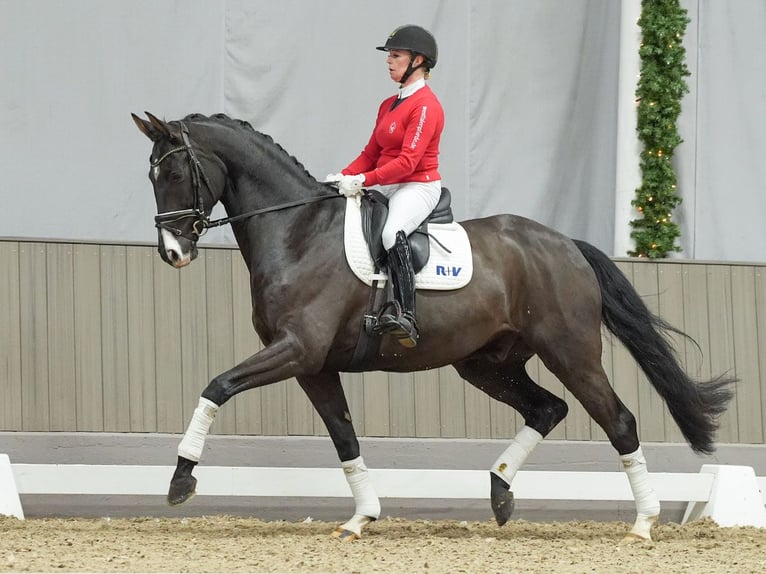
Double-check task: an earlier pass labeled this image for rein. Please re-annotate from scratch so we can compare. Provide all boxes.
[205,193,343,229]
[152,121,343,238]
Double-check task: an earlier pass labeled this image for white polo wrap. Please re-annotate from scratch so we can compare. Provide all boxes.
[490,425,543,485]
[177,397,219,462]
[341,456,381,519]
[621,446,661,519]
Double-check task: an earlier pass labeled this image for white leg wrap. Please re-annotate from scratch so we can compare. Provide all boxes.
[490,426,543,485]
[341,456,381,521]
[177,397,218,462]
[621,446,661,540]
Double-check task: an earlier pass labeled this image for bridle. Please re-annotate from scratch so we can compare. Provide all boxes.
[151,121,342,242]
[151,122,215,239]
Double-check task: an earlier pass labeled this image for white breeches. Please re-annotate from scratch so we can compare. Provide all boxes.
[375,180,442,249]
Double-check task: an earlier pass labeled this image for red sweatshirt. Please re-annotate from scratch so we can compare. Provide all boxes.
[342,84,444,187]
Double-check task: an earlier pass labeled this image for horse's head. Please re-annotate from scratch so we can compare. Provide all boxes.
[132,112,226,268]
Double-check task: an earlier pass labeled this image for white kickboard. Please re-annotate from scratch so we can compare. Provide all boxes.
[343,195,473,290]
[0,454,24,519]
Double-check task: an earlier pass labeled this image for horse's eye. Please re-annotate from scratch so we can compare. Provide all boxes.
[170,171,184,183]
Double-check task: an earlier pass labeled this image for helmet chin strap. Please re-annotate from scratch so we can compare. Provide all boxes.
[398,53,424,86]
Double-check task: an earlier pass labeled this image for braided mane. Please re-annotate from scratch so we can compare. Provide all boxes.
[182,113,314,179]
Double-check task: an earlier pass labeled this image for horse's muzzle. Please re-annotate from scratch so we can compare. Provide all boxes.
[158,228,198,268]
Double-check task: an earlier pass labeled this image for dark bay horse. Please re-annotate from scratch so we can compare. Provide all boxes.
[132,112,734,541]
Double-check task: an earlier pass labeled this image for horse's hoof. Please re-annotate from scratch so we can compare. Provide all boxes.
[331,527,360,542]
[167,475,197,506]
[490,472,515,527]
[621,532,655,546]
[622,514,658,545]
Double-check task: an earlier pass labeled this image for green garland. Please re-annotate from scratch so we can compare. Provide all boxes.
[629,0,690,258]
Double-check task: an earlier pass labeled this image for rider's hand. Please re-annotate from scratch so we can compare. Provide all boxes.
[324,173,343,183]
[337,174,365,197]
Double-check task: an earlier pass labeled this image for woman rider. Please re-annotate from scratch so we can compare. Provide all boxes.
[329,24,444,349]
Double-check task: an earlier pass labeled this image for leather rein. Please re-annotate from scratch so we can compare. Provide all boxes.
[151,121,342,239]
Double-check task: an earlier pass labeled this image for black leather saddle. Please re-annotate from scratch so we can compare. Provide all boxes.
[360,187,454,273]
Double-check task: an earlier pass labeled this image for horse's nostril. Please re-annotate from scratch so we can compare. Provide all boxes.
[168,250,179,262]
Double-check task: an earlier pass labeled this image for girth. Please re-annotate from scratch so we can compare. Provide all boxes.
[360,187,454,272]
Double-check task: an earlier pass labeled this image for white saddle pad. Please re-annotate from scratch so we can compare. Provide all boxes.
[343,196,473,290]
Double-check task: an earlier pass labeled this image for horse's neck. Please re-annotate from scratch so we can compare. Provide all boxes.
[219,132,324,208]
[216,140,340,275]
[223,187,343,288]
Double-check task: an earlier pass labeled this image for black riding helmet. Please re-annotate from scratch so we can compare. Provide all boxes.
[376,25,438,85]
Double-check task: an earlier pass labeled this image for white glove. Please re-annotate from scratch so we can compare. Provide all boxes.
[337,174,365,197]
[324,172,343,183]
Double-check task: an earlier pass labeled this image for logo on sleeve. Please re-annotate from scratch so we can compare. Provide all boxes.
[410,106,427,149]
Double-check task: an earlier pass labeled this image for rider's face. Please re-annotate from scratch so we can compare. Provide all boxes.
[386,49,422,84]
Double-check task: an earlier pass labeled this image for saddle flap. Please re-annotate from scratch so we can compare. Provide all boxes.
[429,187,454,223]
[360,189,389,270]
[360,187,454,273]
[344,197,473,291]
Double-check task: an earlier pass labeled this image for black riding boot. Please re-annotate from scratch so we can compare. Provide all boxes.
[377,230,419,348]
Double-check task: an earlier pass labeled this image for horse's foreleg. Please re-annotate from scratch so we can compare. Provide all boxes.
[453,358,568,526]
[336,456,380,540]
[168,336,307,506]
[297,373,380,541]
[167,397,218,505]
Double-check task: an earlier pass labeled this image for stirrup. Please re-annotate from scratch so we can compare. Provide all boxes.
[375,306,419,348]
[375,300,402,326]
[391,313,419,348]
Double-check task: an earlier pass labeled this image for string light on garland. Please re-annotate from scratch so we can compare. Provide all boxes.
[629,0,690,258]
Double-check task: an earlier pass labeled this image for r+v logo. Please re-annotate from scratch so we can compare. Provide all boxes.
[436,265,462,277]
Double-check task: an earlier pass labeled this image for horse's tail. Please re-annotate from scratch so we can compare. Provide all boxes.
[573,239,735,455]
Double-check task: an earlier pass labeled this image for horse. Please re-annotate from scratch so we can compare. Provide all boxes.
[131,112,734,542]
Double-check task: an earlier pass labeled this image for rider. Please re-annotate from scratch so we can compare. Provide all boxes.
[330,24,444,349]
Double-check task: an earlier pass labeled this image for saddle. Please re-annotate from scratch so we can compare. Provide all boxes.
[347,186,467,371]
[360,187,454,272]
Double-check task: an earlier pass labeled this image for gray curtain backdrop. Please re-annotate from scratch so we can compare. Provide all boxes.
[1,0,763,262]
[676,0,766,261]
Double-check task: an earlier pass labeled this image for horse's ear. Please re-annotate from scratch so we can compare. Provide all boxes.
[146,112,181,143]
[132,113,162,142]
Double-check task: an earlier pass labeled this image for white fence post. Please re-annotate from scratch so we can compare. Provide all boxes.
[0,454,24,519]
[682,464,766,527]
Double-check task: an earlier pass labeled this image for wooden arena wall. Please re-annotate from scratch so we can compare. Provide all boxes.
[1,239,764,445]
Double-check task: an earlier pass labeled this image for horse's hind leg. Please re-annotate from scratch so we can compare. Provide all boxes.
[453,356,569,526]
[297,372,380,541]
[535,341,660,541]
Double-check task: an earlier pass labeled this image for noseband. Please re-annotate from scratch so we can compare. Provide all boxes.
[151,122,213,240]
